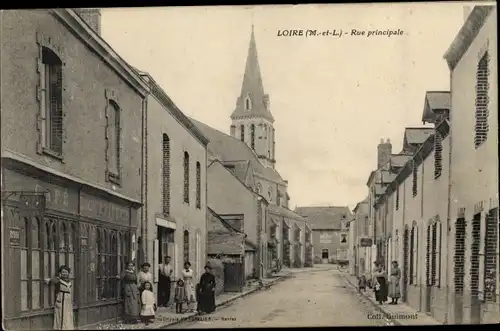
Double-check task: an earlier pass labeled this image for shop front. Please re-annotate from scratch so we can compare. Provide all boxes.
[2,161,140,330]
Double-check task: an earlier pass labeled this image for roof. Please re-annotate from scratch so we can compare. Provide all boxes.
[268,204,306,221]
[422,91,451,124]
[207,232,244,255]
[403,128,435,152]
[444,6,495,71]
[231,27,274,122]
[294,206,352,230]
[190,118,285,184]
[52,10,149,97]
[390,154,412,168]
[138,72,209,146]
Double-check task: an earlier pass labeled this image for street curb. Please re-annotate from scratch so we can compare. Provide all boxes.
[342,275,401,326]
[157,273,293,329]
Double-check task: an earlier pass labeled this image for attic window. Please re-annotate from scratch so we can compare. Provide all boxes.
[245,95,252,111]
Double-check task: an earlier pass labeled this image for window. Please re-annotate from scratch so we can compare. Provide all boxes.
[183,152,190,204]
[256,183,262,194]
[412,161,418,197]
[40,47,63,156]
[106,101,121,183]
[484,208,498,302]
[162,134,171,216]
[251,124,256,150]
[409,225,417,285]
[230,125,236,136]
[454,218,466,295]
[474,51,490,148]
[96,228,119,300]
[470,213,481,301]
[268,188,272,202]
[196,162,201,209]
[434,132,443,179]
[396,186,400,210]
[245,95,251,110]
[240,125,245,142]
[183,230,190,263]
[431,220,442,287]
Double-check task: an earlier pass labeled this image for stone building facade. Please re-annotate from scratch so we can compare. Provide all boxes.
[1,9,149,329]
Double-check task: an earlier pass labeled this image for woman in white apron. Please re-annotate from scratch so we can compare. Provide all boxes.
[45,265,75,330]
[181,261,196,312]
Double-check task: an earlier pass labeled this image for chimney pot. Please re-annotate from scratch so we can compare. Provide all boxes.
[387,138,391,144]
[380,138,384,144]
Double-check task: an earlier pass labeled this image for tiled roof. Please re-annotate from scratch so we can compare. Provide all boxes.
[294,206,352,230]
[390,154,412,168]
[207,232,244,255]
[404,128,435,145]
[245,239,257,251]
[268,204,306,221]
[426,91,451,110]
[189,118,285,184]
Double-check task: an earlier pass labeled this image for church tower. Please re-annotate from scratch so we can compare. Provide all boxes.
[230,26,276,168]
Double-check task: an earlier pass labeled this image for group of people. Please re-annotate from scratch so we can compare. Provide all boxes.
[44,257,217,330]
[358,260,401,305]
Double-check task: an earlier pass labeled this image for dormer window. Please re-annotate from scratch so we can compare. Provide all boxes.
[245,95,252,111]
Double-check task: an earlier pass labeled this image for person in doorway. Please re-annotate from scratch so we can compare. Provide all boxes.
[45,265,75,330]
[181,261,196,312]
[174,279,187,314]
[140,281,156,326]
[120,261,140,324]
[358,275,367,292]
[138,262,153,293]
[197,265,216,314]
[158,256,173,307]
[388,260,401,304]
[372,262,388,305]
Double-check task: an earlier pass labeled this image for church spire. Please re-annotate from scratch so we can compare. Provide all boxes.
[231,25,274,122]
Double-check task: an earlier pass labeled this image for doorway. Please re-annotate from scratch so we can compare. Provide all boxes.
[321,248,329,264]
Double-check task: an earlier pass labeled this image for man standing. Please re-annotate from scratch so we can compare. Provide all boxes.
[158,256,173,307]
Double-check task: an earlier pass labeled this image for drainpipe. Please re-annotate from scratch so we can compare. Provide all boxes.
[140,95,149,264]
[444,119,453,324]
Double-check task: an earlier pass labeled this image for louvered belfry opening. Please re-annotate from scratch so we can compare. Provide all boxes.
[474,51,490,148]
[196,162,201,209]
[251,124,255,150]
[162,134,170,216]
[484,208,498,302]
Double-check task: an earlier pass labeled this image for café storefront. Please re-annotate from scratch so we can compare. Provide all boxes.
[2,161,140,330]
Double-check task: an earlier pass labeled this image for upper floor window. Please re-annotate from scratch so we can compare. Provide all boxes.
[40,47,63,156]
[196,162,201,209]
[183,152,190,204]
[412,160,418,197]
[240,125,245,142]
[251,124,256,150]
[268,188,272,202]
[395,185,400,210]
[106,100,121,183]
[474,51,490,148]
[162,134,171,216]
[434,132,443,179]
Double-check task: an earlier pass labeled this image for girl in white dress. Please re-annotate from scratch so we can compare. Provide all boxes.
[181,261,196,312]
[140,282,156,326]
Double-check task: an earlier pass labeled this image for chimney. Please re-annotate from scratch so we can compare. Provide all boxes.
[74,8,102,35]
[463,6,472,23]
[377,138,392,169]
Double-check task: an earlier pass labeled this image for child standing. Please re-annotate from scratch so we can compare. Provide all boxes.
[140,282,156,325]
[358,275,367,292]
[174,279,187,314]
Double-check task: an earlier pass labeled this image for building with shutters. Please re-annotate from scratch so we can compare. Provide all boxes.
[295,206,351,264]
[373,90,451,323]
[444,5,498,325]
[134,71,209,296]
[1,9,149,329]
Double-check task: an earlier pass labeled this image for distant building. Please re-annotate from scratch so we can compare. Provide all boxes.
[352,198,370,277]
[295,206,352,264]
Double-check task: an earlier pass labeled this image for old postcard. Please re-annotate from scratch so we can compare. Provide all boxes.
[0,2,498,329]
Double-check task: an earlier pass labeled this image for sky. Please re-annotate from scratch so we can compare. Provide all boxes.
[101,3,469,210]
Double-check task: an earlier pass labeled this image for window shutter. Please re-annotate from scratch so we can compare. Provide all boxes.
[478,212,486,300]
[474,52,489,148]
[434,132,443,179]
[437,222,442,287]
[426,225,432,286]
[412,227,418,284]
[50,64,63,154]
[484,208,498,302]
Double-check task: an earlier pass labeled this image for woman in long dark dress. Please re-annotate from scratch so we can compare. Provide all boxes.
[388,261,401,304]
[197,265,216,314]
[373,262,388,305]
[121,262,140,324]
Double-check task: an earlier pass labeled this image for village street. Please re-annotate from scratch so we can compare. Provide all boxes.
[168,265,389,328]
